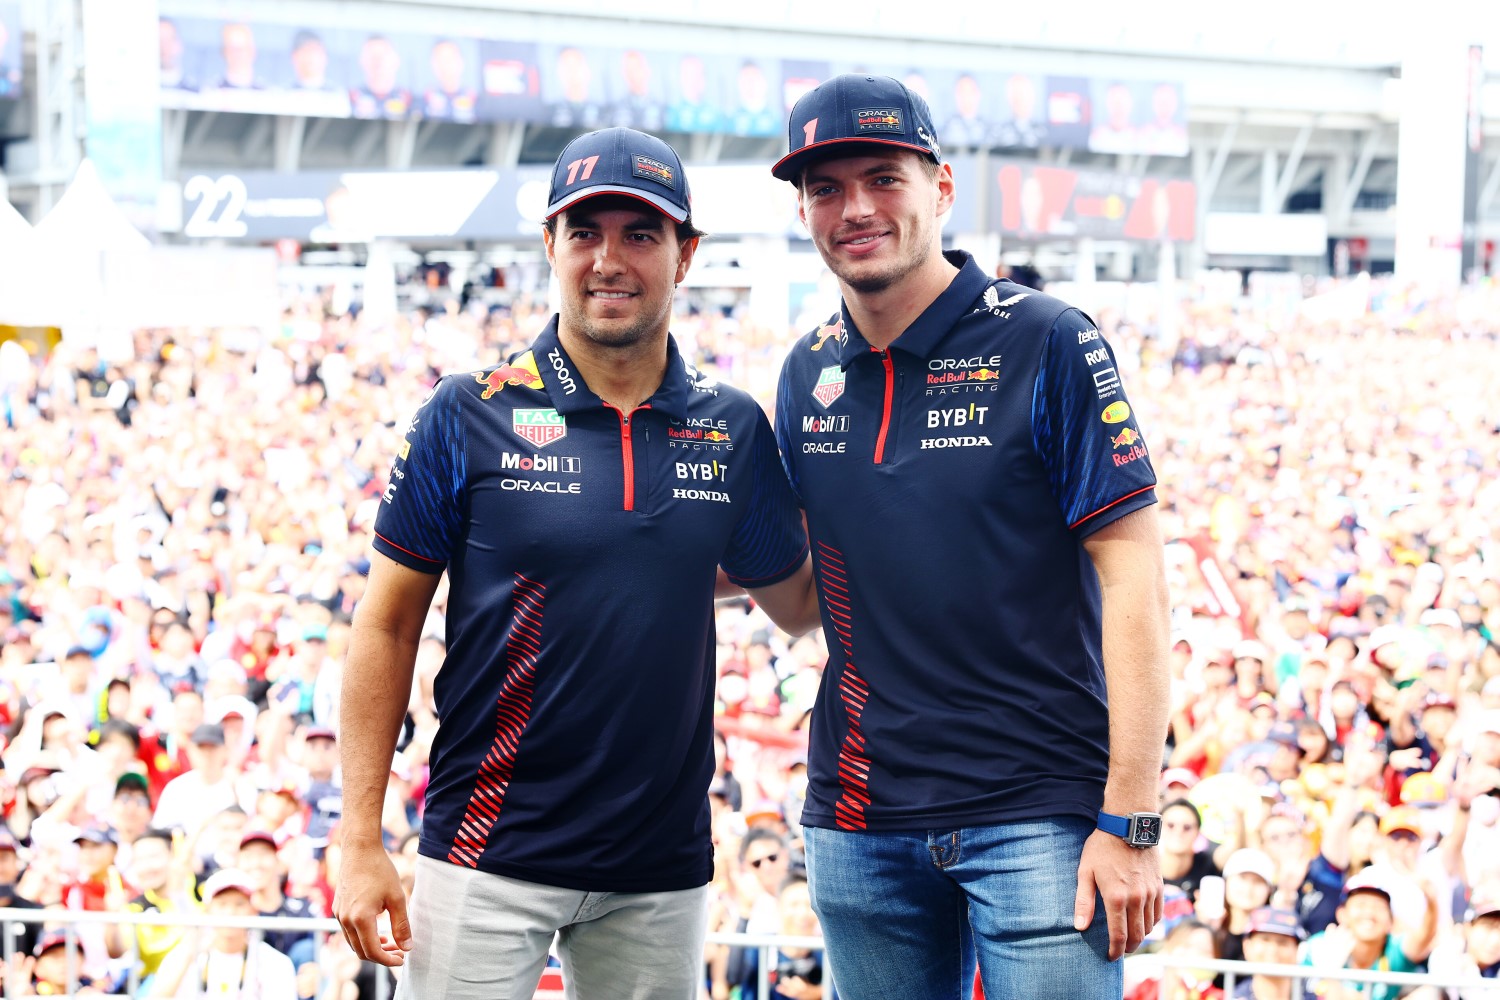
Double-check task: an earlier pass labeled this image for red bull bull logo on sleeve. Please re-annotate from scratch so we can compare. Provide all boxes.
[1110,427,1141,449]
[476,352,544,399]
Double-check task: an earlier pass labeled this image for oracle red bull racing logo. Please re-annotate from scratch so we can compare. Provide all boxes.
[476,352,544,398]
[1110,426,1147,467]
[513,408,567,448]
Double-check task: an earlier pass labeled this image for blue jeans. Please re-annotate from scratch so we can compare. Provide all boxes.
[803,816,1119,1000]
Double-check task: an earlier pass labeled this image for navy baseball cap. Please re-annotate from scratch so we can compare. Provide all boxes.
[546,127,691,224]
[772,74,942,182]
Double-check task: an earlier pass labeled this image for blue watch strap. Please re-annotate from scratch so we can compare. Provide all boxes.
[1096,810,1130,838]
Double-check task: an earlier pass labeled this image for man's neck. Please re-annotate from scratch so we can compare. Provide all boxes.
[841,252,961,351]
[556,325,670,413]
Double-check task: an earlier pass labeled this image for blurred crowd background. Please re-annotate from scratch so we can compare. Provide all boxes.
[1,273,1499,998]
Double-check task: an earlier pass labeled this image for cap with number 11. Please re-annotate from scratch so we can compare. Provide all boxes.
[546,127,692,223]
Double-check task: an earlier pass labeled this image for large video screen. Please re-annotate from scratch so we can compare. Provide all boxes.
[156,14,1189,155]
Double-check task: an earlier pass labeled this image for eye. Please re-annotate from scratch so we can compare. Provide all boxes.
[810,185,836,198]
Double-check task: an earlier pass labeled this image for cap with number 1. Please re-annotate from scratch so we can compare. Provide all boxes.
[772,74,942,182]
[546,127,692,223]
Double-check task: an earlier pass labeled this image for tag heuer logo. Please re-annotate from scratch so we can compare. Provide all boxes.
[513,408,567,448]
[812,366,846,408]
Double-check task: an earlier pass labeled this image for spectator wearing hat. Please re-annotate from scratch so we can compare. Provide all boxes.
[151,724,254,837]
[1206,849,1277,964]
[1302,871,1437,1000]
[25,929,104,995]
[1415,880,1500,999]
[147,867,298,998]
[1230,907,1305,999]
[297,725,341,849]
[236,829,317,968]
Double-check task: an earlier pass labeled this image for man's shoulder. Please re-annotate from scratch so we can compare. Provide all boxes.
[967,281,1083,332]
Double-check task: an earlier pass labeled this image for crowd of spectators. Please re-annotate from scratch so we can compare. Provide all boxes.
[0,274,1498,998]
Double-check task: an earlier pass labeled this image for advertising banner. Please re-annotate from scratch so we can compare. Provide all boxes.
[156,12,1188,153]
[991,160,1196,242]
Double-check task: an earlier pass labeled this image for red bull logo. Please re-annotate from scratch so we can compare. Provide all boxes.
[1110,427,1141,449]
[969,368,999,382]
[476,352,543,398]
[704,430,732,443]
[810,319,845,352]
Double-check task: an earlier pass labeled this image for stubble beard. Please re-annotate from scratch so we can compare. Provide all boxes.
[823,219,932,296]
[562,294,668,350]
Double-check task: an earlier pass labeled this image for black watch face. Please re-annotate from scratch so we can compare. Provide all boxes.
[1132,814,1162,845]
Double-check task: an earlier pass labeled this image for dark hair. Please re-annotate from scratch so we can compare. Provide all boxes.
[796,149,940,194]
[1162,798,1202,827]
[98,720,142,750]
[739,827,788,863]
[541,204,706,245]
[135,828,175,850]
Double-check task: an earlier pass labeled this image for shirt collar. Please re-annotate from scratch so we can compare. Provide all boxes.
[530,316,691,422]
[833,250,991,369]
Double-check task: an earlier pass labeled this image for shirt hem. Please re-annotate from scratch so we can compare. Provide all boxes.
[415,842,711,893]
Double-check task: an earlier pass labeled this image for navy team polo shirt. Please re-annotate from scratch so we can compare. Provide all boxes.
[373,317,807,892]
[774,250,1158,832]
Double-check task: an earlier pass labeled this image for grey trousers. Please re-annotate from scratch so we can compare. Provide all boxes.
[395,855,710,1000]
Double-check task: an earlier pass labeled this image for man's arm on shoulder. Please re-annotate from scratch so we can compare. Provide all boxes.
[335,550,440,966]
[1074,503,1171,960]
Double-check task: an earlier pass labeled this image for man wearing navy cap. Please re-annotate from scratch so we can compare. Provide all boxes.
[336,127,817,999]
[1233,907,1304,999]
[770,74,1169,997]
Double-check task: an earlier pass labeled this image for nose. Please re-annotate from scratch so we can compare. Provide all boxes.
[592,234,627,277]
[841,183,875,224]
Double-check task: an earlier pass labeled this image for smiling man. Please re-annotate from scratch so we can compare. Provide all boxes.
[770,74,1170,998]
[335,127,817,1000]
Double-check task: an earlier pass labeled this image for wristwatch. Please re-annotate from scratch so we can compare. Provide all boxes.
[1096,810,1163,848]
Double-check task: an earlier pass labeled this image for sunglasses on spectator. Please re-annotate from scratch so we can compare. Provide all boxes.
[749,853,781,869]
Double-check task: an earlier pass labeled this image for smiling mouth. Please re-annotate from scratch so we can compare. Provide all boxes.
[589,290,637,300]
[841,232,887,245]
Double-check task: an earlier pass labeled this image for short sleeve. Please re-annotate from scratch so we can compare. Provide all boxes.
[722,405,809,587]
[371,377,468,572]
[773,355,804,505]
[1032,308,1157,536]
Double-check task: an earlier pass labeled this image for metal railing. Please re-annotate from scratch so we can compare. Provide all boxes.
[1151,952,1500,997]
[19,908,1496,1000]
[0,908,830,999]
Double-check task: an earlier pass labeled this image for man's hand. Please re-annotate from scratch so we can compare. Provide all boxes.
[333,839,412,968]
[1073,829,1163,961]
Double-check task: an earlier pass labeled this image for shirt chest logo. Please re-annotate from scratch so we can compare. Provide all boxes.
[512,408,566,448]
[812,366,846,408]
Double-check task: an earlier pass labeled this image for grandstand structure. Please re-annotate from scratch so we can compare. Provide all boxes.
[1,0,1498,288]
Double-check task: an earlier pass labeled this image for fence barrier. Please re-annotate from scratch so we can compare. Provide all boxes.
[7,907,1499,999]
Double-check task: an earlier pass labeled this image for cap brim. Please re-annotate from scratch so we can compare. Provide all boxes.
[772,136,939,182]
[545,186,688,224]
